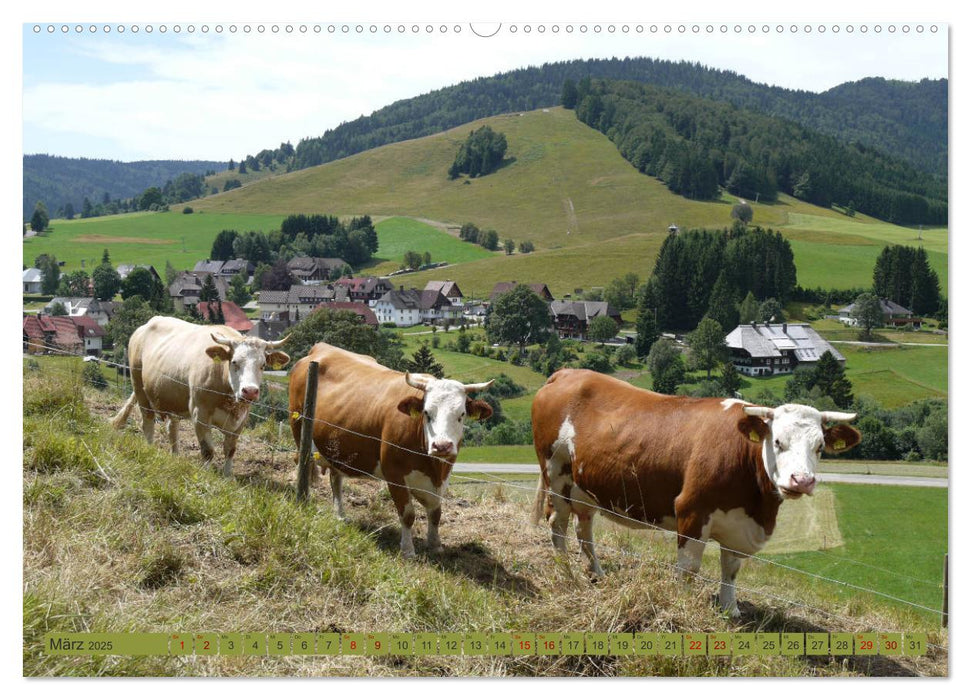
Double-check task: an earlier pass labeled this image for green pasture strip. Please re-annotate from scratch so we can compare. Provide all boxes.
[762,483,947,623]
[23,212,284,273]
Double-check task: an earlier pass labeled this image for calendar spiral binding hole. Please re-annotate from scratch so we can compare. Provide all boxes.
[32,23,940,36]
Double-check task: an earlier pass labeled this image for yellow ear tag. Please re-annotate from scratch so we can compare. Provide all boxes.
[212,356,222,364]
[834,438,846,450]
[410,408,422,420]
[749,430,761,443]
[291,411,300,421]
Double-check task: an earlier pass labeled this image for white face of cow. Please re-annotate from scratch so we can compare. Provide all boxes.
[206,333,290,403]
[740,404,861,498]
[398,373,494,458]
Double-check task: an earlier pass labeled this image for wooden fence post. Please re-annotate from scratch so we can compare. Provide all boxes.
[296,360,319,502]
[942,552,949,628]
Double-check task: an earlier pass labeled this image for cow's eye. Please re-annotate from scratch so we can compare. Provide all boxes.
[774,439,785,451]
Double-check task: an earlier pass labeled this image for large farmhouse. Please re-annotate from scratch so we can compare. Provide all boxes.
[550,300,622,340]
[725,322,844,377]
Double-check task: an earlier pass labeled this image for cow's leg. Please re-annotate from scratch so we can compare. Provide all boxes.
[167,417,179,454]
[575,510,605,578]
[140,407,156,445]
[675,509,708,580]
[718,547,744,618]
[221,430,238,477]
[328,467,346,520]
[545,454,573,553]
[405,471,444,554]
[191,407,216,465]
[388,483,416,558]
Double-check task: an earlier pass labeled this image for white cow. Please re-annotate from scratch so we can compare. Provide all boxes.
[111,316,289,475]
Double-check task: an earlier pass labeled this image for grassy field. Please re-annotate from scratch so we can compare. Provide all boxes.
[22,363,948,676]
[737,343,947,407]
[27,107,941,295]
[22,211,285,272]
[763,483,947,622]
[359,216,497,277]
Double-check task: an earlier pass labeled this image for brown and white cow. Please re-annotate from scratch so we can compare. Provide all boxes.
[111,316,290,475]
[288,343,493,557]
[530,368,860,616]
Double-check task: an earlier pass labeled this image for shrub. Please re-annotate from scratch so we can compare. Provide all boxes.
[486,373,526,398]
[82,361,108,390]
[182,206,194,214]
[579,351,613,374]
[614,344,637,367]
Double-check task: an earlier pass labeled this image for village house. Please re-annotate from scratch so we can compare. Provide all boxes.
[490,281,554,302]
[192,259,256,280]
[168,271,229,311]
[195,300,254,334]
[257,284,349,324]
[372,287,462,327]
[837,298,923,329]
[43,297,117,327]
[550,300,622,340]
[423,280,464,306]
[116,264,162,282]
[287,257,348,285]
[313,301,379,327]
[725,322,845,377]
[24,314,105,356]
[338,276,394,305]
[23,268,43,294]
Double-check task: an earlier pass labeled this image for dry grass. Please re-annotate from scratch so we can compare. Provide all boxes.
[23,364,947,677]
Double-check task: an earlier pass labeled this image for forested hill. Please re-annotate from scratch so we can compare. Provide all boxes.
[23,155,224,220]
[571,79,946,226]
[292,57,946,178]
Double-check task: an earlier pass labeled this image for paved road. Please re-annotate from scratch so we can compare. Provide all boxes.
[452,463,948,488]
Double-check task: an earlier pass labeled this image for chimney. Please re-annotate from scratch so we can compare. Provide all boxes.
[783,323,788,334]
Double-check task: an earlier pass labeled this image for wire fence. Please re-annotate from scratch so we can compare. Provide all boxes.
[22,342,948,650]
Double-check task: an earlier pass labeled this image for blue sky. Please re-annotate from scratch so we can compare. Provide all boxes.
[22,20,948,162]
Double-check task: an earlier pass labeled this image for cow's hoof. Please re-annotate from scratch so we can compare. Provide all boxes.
[401,550,417,560]
[428,545,443,556]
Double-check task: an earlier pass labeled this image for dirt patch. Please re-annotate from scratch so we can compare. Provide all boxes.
[74,235,178,244]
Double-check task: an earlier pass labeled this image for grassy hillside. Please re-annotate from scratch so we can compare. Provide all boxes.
[23,362,947,676]
[29,108,947,296]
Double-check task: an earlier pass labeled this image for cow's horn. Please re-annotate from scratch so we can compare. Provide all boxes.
[463,379,495,394]
[210,332,238,348]
[404,371,431,391]
[265,334,291,349]
[743,406,774,420]
[820,411,857,423]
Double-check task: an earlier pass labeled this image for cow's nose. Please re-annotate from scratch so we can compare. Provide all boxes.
[790,473,816,494]
[431,440,454,456]
[241,386,260,401]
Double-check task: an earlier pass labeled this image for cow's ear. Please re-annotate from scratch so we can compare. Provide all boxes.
[737,415,770,444]
[397,396,424,419]
[466,398,493,422]
[266,350,290,370]
[824,424,861,453]
[206,345,232,363]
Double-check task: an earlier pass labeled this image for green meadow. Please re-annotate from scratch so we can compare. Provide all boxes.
[737,343,947,407]
[28,108,947,297]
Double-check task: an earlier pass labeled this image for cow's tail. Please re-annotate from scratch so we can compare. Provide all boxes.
[110,392,138,430]
[530,472,549,527]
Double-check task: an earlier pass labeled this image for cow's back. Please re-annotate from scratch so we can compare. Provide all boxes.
[290,343,422,474]
[533,369,761,525]
[131,316,240,417]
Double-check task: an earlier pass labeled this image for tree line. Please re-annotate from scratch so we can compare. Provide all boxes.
[567,79,947,225]
[284,58,945,180]
[210,214,379,269]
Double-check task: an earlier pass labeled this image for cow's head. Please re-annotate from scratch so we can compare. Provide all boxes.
[738,404,860,498]
[397,372,494,458]
[205,332,290,403]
